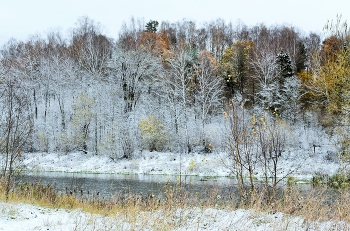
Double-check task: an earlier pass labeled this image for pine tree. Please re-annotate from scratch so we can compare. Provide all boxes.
[145,20,159,33]
[295,42,307,73]
[276,50,294,79]
[273,50,298,116]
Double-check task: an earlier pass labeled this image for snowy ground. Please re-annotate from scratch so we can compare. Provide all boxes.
[1,202,349,231]
[22,148,340,181]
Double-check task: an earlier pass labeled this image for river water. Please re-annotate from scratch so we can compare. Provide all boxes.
[19,172,316,203]
[20,172,240,200]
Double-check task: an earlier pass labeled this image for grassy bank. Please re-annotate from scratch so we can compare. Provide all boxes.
[1,177,350,231]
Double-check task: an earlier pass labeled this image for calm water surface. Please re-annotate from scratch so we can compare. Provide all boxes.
[20,172,239,200]
[20,172,315,202]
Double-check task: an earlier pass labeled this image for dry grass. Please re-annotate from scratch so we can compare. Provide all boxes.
[245,186,350,224]
[1,177,350,230]
[0,178,225,229]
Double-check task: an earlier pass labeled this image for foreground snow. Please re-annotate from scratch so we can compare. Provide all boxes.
[23,149,340,181]
[1,202,349,231]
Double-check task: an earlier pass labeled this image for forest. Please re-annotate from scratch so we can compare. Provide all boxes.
[1,15,350,175]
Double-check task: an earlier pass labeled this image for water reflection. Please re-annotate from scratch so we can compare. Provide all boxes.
[20,172,238,200]
[19,172,317,204]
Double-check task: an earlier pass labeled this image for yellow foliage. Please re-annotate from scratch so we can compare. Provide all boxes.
[138,116,167,151]
[139,116,163,136]
[71,93,95,127]
[189,160,195,171]
[223,111,229,119]
[38,131,48,151]
[220,40,255,83]
[307,48,350,115]
[305,17,350,117]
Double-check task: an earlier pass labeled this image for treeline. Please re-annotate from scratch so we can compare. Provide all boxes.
[0,16,349,160]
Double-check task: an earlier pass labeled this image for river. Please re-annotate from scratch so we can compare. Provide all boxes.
[20,172,241,200]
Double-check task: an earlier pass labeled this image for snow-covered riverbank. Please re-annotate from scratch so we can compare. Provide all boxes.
[22,149,341,181]
[2,202,349,231]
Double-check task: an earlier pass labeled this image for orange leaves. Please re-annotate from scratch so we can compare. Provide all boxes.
[137,32,171,60]
[197,50,218,73]
[321,36,342,63]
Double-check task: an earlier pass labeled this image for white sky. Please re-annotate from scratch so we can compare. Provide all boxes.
[1,0,350,46]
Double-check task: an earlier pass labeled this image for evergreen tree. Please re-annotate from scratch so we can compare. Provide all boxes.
[295,42,307,73]
[276,50,294,79]
[145,20,159,33]
[267,50,297,116]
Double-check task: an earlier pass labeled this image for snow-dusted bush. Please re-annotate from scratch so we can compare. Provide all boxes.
[139,116,168,152]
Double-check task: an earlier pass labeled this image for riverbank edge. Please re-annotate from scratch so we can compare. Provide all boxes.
[20,151,337,184]
[19,168,313,185]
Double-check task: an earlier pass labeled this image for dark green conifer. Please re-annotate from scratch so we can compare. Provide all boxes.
[145,20,159,33]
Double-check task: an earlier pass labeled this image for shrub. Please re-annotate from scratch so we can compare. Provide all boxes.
[312,173,329,186]
[328,174,349,189]
[138,116,168,151]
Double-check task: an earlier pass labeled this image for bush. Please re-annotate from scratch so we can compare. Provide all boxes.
[311,173,329,186]
[138,116,168,152]
[328,174,349,189]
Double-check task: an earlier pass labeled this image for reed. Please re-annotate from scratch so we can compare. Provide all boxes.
[1,177,350,229]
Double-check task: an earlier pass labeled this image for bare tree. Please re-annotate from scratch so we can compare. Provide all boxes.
[194,50,224,149]
[224,99,257,203]
[162,47,195,153]
[252,113,290,205]
[0,72,33,200]
[206,19,232,60]
[250,49,279,109]
[118,17,145,51]
[69,16,112,79]
[108,47,160,158]
[109,46,160,113]
[225,102,293,205]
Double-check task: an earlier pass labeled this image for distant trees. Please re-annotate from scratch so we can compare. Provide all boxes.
[275,50,301,120]
[303,19,350,118]
[7,16,350,208]
[0,15,344,160]
[162,47,194,153]
[295,41,307,74]
[118,17,145,50]
[250,49,279,110]
[139,116,167,151]
[70,16,112,78]
[276,50,294,80]
[70,93,95,154]
[106,46,161,158]
[300,16,350,162]
[109,46,160,113]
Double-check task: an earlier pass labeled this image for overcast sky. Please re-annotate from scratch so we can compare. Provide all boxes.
[1,0,350,46]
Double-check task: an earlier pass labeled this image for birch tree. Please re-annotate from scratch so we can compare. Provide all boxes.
[194,50,224,148]
[250,50,279,110]
[160,47,195,153]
